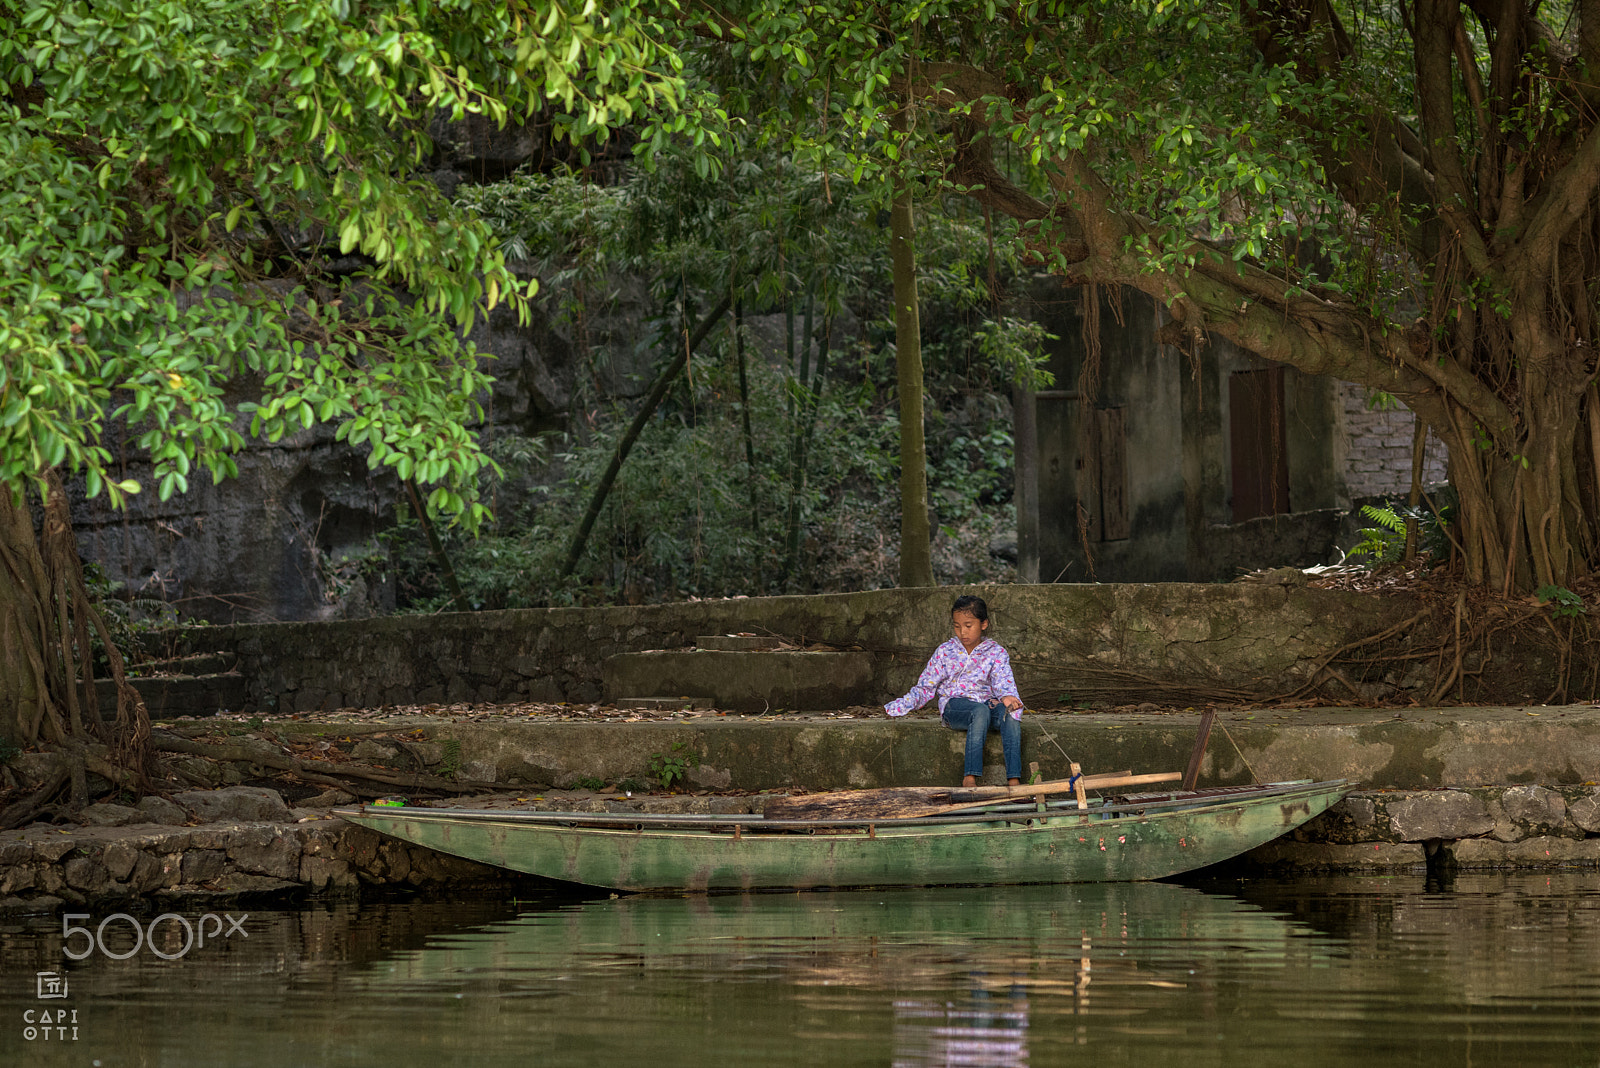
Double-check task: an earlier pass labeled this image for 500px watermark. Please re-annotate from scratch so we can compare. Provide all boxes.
[62,912,248,961]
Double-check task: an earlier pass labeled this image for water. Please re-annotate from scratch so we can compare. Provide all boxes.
[4,873,1600,1067]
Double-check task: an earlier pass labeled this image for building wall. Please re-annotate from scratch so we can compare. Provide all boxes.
[1017,282,1349,583]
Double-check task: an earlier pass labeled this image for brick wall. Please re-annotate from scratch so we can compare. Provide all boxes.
[1342,381,1449,498]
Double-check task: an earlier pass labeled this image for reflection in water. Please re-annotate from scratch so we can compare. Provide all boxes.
[3,875,1600,1066]
[894,982,1030,1068]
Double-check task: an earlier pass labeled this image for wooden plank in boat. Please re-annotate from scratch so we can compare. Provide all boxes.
[762,771,1179,820]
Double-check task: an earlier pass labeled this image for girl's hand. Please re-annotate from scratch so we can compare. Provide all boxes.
[1001,695,1022,712]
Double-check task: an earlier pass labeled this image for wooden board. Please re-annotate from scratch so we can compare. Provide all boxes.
[762,771,1180,821]
[901,771,1186,818]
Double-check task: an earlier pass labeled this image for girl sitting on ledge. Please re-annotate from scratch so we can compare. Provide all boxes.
[883,595,1024,787]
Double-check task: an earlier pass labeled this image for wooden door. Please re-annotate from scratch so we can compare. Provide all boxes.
[1229,368,1290,522]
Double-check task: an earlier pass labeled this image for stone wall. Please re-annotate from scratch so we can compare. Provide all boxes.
[1245,784,1600,872]
[8,783,1600,913]
[159,583,1430,713]
[0,787,532,914]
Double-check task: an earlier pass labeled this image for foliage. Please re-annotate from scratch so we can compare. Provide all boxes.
[1535,585,1587,620]
[1349,499,1454,567]
[0,0,683,522]
[438,738,463,779]
[648,742,691,790]
[382,295,1025,609]
[81,563,175,674]
[618,0,1600,593]
[379,142,1030,609]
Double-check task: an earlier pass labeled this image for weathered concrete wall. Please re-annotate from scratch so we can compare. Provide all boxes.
[1018,284,1351,584]
[159,583,1429,713]
[247,706,1600,794]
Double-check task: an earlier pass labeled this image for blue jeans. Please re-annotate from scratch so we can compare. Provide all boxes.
[941,697,1022,780]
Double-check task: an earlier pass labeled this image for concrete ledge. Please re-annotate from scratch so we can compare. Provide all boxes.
[295,707,1600,792]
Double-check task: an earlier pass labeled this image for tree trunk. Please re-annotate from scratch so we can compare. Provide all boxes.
[890,182,934,588]
[0,487,57,746]
[560,294,732,579]
[0,473,149,786]
[734,299,762,575]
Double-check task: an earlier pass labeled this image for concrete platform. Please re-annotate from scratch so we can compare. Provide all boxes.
[252,702,1600,793]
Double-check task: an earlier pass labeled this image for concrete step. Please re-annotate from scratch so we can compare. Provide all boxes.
[614,697,714,711]
[141,652,236,676]
[695,634,787,651]
[96,672,248,719]
[602,648,874,712]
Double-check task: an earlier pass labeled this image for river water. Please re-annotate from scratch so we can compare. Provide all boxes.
[4,872,1599,1067]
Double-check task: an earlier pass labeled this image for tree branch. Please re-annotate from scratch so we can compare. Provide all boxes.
[1504,121,1600,284]
[1415,0,1495,275]
[151,731,506,795]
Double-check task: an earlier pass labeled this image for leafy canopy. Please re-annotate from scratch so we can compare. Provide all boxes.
[0,0,682,521]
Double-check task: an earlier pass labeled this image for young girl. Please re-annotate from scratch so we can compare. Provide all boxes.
[884,595,1024,786]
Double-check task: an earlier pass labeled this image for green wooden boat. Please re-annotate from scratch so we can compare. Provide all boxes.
[336,778,1351,892]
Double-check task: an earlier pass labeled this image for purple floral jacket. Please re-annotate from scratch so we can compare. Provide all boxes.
[884,637,1022,718]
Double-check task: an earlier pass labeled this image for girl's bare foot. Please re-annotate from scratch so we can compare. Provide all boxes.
[962,775,978,787]
[1007,778,1021,786]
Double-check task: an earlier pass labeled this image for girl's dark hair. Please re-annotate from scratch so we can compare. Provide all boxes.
[951,595,988,622]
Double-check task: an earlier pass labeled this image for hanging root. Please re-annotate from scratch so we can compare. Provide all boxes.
[1283,570,1600,705]
[0,762,70,831]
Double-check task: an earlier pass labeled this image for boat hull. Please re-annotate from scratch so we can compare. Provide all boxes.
[337,780,1349,892]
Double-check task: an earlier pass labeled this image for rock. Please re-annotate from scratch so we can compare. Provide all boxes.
[8,751,63,785]
[687,764,733,790]
[1386,790,1496,841]
[132,853,180,893]
[102,842,142,882]
[0,894,63,915]
[136,796,190,825]
[0,865,37,894]
[1447,836,1600,868]
[1500,785,1567,831]
[79,803,144,827]
[181,850,229,884]
[1484,798,1522,843]
[1242,839,1427,871]
[1568,789,1600,834]
[229,832,303,880]
[1338,797,1377,828]
[63,856,111,893]
[350,740,399,763]
[301,788,357,807]
[173,786,292,823]
[205,873,302,897]
[299,855,355,890]
[169,758,223,787]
